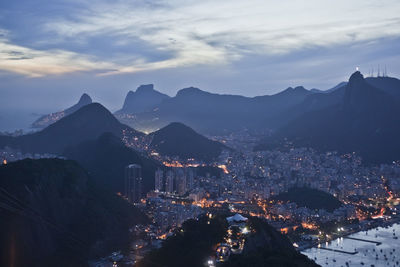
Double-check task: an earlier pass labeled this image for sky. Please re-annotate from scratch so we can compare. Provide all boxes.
[0,0,400,118]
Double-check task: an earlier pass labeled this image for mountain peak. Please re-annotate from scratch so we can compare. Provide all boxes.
[32,93,93,129]
[136,84,154,93]
[120,84,169,113]
[348,71,364,85]
[78,93,92,105]
[344,71,389,109]
[164,122,192,131]
[293,86,307,92]
[276,86,309,96]
[176,87,206,97]
[150,121,225,162]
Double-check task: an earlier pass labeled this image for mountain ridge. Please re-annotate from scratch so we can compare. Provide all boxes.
[32,93,92,129]
[118,84,170,114]
[1,103,142,154]
[257,71,400,163]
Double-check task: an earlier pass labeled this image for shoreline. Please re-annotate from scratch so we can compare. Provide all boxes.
[299,215,400,252]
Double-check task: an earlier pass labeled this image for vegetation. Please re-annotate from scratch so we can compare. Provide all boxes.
[64,132,161,194]
[150,122,226,162]
[0,158,147,267]
[272,187,342,212]
[260,72,400,164]
[137,214,319,267]
[137,214,228,267]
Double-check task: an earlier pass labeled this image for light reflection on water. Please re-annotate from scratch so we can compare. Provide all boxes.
[302,223,400,266]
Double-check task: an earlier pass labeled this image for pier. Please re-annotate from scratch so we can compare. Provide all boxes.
[318,247,358,255]
[343,237,382,245]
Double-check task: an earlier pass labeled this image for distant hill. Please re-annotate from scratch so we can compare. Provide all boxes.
[258,71,400,163]
[0,158,146,267]
[272,187,342,212]
[64,132,160,195]
[0,103,143,154]
[320,76,400,97]
[122,86,314,134]
[149,122,227,162]
[32,93,92,128]
[117,84,170,114]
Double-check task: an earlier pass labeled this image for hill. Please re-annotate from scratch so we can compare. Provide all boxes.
[32,93,92,128]
[118,84,170,114]
[149,122,227,162]
[222,217,319,267]
[258,71,400,163]
[0,158,146,267]
[64,132,160,195]
[138,214,318,267]
[272,187,342,212]
[0,103,143,154]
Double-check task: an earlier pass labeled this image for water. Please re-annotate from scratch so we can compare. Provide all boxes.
[0,109,44,132]
[302,223,400,266]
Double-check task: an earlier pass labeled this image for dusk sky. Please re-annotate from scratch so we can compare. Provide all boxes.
[1,0,400,114]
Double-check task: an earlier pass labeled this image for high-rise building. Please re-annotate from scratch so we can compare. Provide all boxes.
[155,169,164,192]
[176,168,186,196]
[165,170,175,194]
[186,168,195,191]
[125,164,142,203]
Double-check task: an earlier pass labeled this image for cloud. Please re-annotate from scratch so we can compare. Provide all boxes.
[0,0,400,77]
[0,31,118,77]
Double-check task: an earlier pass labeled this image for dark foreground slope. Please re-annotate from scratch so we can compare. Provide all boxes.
[64,133,160,195]
[137,214,319,267]
[223,217,319,267]
[0,159,146,267]
[149,122,227,162]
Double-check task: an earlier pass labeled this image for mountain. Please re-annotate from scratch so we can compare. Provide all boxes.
[64,132,160,195]
[365,76,400,98]
[118,84,170,114]
[32,93,92,128]
[325,81,347,93]
[149,122,227,162]
[259,71,400,163]
[223,217,319,267]
[0,103,143,154]
[138,214,318,267]
[121,86,314,134]
[0,158,146,267]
